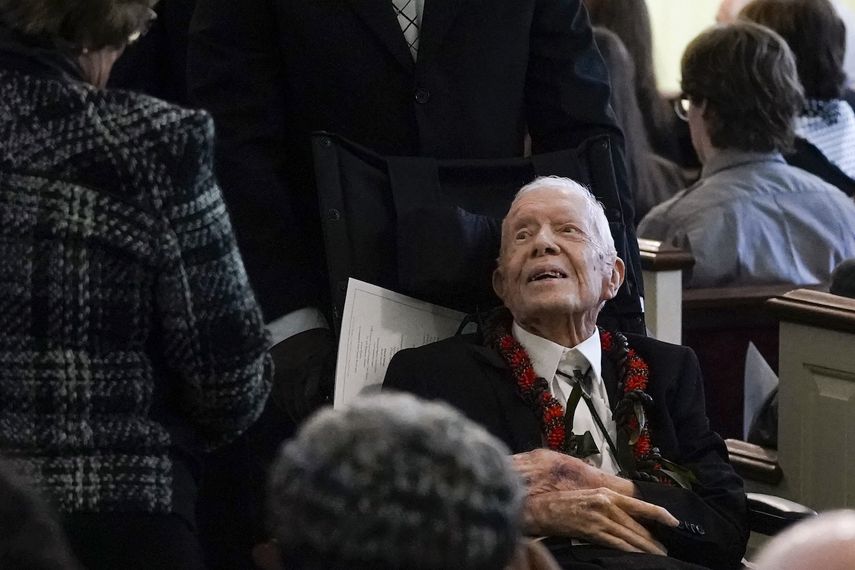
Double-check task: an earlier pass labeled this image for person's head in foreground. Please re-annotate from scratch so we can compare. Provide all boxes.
[753,510,855,570]
[492,176,624,346]
[261,393,524,570]
[679,21,805,163]
[0,0,158,88]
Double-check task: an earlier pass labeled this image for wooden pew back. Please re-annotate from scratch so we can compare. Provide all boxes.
[681,284,799,439]
[768,290,855,510]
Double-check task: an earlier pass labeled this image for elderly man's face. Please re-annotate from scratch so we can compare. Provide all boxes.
[492,186,622,324]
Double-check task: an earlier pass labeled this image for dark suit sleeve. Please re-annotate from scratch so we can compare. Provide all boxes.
[525,0,643,326]
[384,348,427,395]
[188,0,311,320]
[525,0,616,153]
[382,341,514,444]
[635,347,749,570]
[383,345,463,403]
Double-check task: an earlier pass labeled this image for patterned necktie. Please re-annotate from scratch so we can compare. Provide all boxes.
[555,365,619,470]
[392,0,420,60]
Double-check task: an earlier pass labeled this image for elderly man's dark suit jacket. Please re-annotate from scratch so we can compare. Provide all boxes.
[188,0,640,322]
[384,332,748,570]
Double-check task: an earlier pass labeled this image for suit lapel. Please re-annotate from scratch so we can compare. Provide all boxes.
[468,343,543,453]
[347,0,414,72]
[417,0,462,63]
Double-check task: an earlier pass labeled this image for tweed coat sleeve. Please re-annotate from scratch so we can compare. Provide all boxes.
[155,111,273,450]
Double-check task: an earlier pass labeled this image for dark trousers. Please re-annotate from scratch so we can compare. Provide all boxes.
[63,512,206,570]
[197,398,296,570]
[545,540,711,570]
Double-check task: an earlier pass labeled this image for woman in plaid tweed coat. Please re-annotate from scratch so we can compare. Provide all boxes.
[0,1,273,567]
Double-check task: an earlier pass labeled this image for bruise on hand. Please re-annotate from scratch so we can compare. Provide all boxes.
[548,459,584,489]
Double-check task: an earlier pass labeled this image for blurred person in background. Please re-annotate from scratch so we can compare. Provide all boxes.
[719,0,855,91]
[716,0,751,22]
[584,0,684,165]
[741,0,855,196]
[593,27,686,223]
[639,22,855,288]
[0,1,273,568]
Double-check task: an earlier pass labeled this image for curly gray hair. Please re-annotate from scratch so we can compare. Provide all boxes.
[0,0,157,49]
[267,393,524,570]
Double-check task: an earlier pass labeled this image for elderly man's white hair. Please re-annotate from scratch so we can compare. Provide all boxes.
[510,176,617,262]
[753,510,855,570]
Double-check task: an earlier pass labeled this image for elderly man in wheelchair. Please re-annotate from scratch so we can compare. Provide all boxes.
[384,176,749,569]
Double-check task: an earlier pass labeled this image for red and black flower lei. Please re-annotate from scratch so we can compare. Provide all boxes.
[484,309,677,486]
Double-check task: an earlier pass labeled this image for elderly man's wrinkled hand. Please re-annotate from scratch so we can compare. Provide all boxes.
[513,448,604,494]
[523,488,679,556]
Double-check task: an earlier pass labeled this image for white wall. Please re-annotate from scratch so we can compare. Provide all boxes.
[649,0,855,93]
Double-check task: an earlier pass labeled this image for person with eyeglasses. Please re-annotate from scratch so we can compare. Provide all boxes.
[0,1,273,569]
[638,22,855,289]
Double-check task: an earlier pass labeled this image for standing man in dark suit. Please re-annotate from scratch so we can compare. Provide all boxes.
[384,177,748,569]
[187,0,643,417]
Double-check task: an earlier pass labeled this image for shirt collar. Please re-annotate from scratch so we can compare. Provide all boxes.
[511,322,602,382]
[700,149,785,179]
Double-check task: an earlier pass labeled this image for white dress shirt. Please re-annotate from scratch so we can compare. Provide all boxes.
[512,323,620,475]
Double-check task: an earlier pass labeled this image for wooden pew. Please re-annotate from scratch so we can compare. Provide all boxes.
[640,239,831,441]
[638,238,694,344]
[682,283,800,439]
[766,290,855,510]
[639,239,785,438]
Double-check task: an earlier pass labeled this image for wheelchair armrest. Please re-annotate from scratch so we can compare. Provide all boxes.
[747,492,816,535]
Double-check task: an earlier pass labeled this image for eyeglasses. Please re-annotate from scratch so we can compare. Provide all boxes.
[674,93,691,122]
[127,8,157,45]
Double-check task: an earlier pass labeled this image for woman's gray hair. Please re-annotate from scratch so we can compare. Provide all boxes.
[267,393,524,570]
[510,176,617,262]
[0,0,157,50]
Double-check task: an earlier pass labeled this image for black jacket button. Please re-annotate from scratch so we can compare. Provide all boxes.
[415,88,431,104]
